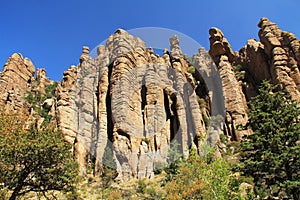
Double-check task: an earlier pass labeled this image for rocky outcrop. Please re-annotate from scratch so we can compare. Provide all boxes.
[208,17,300,141]
[0,53,57,131]
[209,28,235,63]
[56,65,79,143]
[238,18,300,102]
[258,18,300,102]
[56,30,206,181]
[209,28,249,141]
[35,68,53,95]
[237,39,270,99]
[193,47,225,147]
[54,20,300,180]
[0,53,35,111]
[2,17,300,182]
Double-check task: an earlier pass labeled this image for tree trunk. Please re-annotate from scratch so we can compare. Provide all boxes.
[9,185,23,200]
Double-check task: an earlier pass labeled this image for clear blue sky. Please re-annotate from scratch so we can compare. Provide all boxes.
[1,0,299,81]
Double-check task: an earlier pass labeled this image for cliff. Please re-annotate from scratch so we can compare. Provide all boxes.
[1,17,299,182]
[56,30,207,181]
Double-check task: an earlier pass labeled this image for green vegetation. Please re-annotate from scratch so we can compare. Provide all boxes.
[187,65,196,74]
[25,82,58,125]
[45,82,58,99]
[233,64,246,81]
[3,74,299,199]
[0,111,78,200]
[197,96,207,109]
[163,147,249,200]
[137,179,147,193]
[240,81,300,199]
[69,143,254,200]
[100,143,253,200]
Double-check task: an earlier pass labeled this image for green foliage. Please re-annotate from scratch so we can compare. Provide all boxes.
[103,145,116,169]
[187,65,196,74]
[220,133,227,144]
[145,185,165,200]
[164,140,182,182]
[101,165,117,190]
[167,140,182,164]
[153,161,166,175]
[137,180,147,193]
[203,115,210,127]
[25,82,58,126]
[0,112,78,200]
[233,64,246,81]
[164,146,247,199]
[240,81,300,199]
[24,90,41,106]
[45,82,58,99]
[197,97,207,109]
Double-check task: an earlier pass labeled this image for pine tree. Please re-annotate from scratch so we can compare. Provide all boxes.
[240,81,300,199]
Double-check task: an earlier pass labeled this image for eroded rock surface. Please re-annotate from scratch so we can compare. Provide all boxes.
[2,17,300,182]
[0,53,57,130]
[258,17,300,102]
[209,28,249,141]
[208,17,300,141]
[0,53,35,111]
[238,18,300,102]
[57,30,207,181]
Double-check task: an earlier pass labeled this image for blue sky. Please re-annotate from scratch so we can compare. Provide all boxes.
[1,0,299,81]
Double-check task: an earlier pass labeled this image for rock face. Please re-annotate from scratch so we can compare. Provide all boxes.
[258,17,300,102]
[0,53,56,130]
[2,17,300,182]
[0,53,55,112]
[56,30,207,181]
[35,68,53,95]
[193,48,225,147]
[56,65,79,143]
[0,53,35,111]
[208,17,300,141]
[208,28,249,141]
[238,18,300,102]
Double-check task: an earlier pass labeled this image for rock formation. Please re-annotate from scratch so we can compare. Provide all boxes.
[208,28,249,141]
[0,53,57,132]
[1,17,300,182]
[0,53,35,111]
[56,30,207,181]
[35,68,53,95]
[193,47,225,147]
[56,65,79,144]
[238,18,300,102]
[207,17,300,141]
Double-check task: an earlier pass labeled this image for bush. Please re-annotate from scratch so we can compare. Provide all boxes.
[137,180,147,193]
[164,146,249,199]
[187,65,196,74]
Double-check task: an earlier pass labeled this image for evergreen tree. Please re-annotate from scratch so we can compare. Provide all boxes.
[240,81,300,199]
